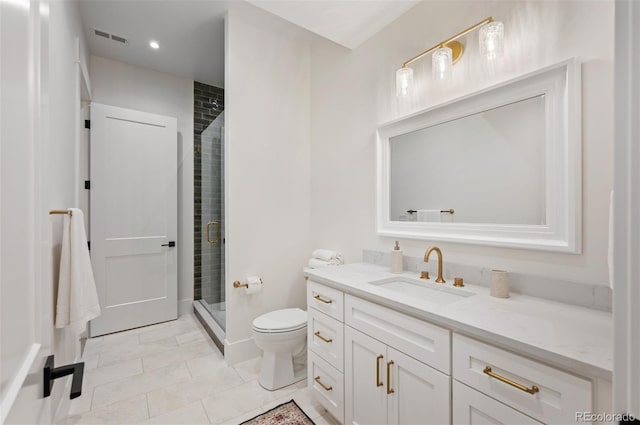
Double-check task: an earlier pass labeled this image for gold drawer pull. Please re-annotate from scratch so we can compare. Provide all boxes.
[314,331,332,343]
[314,376,333,392]
[376,355,383,387]
[386,360,395,394]
[313,294,332,304]
[483,366,539,395]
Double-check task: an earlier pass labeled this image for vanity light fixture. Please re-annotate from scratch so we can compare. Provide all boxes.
[396,17,504,97]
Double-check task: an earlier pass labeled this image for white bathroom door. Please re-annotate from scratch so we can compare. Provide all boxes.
[89,103,178,336]
[1,0,56,423]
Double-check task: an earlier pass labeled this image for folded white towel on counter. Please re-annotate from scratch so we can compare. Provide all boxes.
[311,249,344,264]
[55,208,101,334]
[308,258,342,269]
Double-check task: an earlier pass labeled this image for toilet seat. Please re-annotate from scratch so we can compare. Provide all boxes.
[252,308,307,333]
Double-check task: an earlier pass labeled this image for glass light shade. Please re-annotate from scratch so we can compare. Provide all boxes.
[396,67,413,97]
[432,47,453,81]
[480,21,504,60]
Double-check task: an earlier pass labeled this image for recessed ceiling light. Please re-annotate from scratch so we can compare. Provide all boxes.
[149,41,160,49]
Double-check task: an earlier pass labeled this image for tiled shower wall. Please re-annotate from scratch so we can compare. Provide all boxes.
[194,81,224,302]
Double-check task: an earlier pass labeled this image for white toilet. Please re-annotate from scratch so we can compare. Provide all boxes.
[252,307,308,390]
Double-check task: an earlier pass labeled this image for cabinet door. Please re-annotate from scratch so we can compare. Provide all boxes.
[345,326,387,425]
[387,347,450,425]
[453,381,542,425]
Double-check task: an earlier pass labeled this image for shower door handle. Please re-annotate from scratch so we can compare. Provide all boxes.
[206,221,221,244]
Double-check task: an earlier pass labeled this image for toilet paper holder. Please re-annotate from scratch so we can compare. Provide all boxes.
[233,278,263,288]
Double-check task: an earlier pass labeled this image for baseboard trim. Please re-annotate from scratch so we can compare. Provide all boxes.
[178,298,193,316]
[224,337,260,366]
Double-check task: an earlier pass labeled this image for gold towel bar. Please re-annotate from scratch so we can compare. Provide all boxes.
[49,210,72,216]
[406,209,455,215]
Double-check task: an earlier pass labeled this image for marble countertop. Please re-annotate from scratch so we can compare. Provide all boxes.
[304,263,613,381]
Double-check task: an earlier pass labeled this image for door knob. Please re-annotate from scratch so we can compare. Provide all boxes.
[161,241,176,247]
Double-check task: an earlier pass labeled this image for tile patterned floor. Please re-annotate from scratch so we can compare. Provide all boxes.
[65,313,339,425]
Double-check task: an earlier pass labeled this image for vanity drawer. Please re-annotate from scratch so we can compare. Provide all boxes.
[307,280,344,321]
[453,380,542,425]
[309,350,344,424]
[344,295,450,374]
[308,308,344,372]
[453,334,592,424]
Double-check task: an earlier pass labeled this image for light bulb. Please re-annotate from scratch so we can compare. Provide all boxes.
[149,40,160,49]
[396,67,413,97]
[432,47,453,81]
[480,21,504,60]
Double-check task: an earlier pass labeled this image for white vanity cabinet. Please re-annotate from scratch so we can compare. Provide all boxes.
[307,278,607,425]
[345,326,450,425]
[452,334,593,425]
[344,294,451,425]
[307,281,346,423]
[453,380,542,424]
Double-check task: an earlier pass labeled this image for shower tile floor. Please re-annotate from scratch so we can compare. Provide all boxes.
[65,313,337,425]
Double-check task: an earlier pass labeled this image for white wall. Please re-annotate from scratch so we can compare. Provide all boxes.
[88,55,195,313]
[48,0,91,418]
[225,3,312,363]
[310,0,614,287]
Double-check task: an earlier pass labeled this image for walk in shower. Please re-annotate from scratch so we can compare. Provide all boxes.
[198,112,225,325]
[193,81,225,348]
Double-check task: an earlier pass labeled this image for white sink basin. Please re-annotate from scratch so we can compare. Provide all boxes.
[369,276,474,306]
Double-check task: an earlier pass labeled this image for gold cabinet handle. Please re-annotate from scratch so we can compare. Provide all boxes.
[314,331,332,343]
[376,355,384,387]
[483,366,539,395]
[314,376,333,392]
[386,360,395,394]
[206,221,221,244]
[313,294,332,304]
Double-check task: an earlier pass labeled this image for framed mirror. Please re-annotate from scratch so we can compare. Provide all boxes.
[376,59,581,252]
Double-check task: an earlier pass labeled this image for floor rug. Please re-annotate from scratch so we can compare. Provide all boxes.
[240,400,315,425]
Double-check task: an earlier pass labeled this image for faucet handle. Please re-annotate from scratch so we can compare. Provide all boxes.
[420,271,430,280]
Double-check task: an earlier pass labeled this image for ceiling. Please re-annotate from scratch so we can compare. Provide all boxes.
[78,0,420,88]
[246,0,419,49]
[78,0,228,87]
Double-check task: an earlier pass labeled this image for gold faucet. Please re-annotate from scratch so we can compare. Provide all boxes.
[423,246,445,283]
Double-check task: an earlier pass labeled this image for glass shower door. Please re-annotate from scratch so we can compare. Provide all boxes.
[198,112,225,330]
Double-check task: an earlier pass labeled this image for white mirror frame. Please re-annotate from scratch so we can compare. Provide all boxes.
[377,59,582,253]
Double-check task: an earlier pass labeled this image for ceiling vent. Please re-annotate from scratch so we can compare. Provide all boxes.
[93,29,110,39]
[93,29,129,45]
[110,34,128,44]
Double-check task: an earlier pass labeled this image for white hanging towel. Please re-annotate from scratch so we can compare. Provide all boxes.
[417,209,454,223]
[417,209,441,222]
[55,208,101,334]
